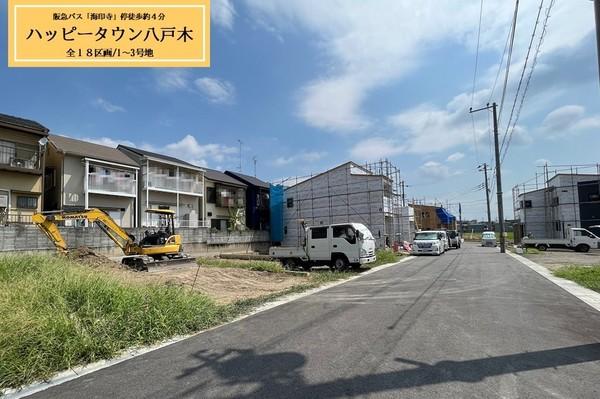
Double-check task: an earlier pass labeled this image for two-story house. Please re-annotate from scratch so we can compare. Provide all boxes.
[117,145,205,228]
[204,168,246,231]
[44,135,139,227]
[225,171,270,231]
[0,113,49,224]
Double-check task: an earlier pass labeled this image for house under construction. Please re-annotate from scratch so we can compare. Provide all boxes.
[512,164,600,241]
[279,160,411,248]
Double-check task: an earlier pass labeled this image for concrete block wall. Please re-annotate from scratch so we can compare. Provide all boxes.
[0,225,270,256]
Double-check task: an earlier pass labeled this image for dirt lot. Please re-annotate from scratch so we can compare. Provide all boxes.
[65,248,309,304]
[522,248,600,271]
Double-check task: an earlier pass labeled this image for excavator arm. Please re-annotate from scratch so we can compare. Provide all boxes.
[32,208,137,255]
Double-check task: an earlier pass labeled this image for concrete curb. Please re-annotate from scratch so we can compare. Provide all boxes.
[2,256,414,399]
[507,251,600,312]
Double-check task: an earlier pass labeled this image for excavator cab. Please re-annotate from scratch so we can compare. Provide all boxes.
[141,209,176,246]
[32,208,192,271]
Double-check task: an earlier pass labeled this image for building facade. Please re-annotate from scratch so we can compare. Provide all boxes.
[44,135,139,227]
[0,113,49,224]
[225,171,270,231]
[118,145,205,228]
[515,173,600,240]
[411,204,456,231]
[281,162,406,248]
[204,168,246,231]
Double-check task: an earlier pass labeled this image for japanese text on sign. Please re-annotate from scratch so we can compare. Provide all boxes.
[8,0,210,67]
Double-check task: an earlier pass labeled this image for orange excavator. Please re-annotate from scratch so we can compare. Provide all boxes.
[32,208,194,270]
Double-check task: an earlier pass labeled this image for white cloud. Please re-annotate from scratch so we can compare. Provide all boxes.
[541,105,600,137]
[155,72,236,105]
[273,151,327,166]
[212,0,236,30]
[245,1,593,134]
[92,98,125,113]
[417,161,460,180]
[194,78,236,104]
[447,152,465,162]
[349,137,404,161]
[162,134,238,166]
[156,69,192,92]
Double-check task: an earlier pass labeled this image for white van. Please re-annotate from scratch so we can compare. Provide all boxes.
[412,231,446,256]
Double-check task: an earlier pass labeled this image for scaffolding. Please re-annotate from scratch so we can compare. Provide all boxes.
[512,163,600,241]
[274,160,409,248]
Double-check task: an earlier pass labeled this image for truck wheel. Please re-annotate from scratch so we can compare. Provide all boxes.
[536,244,548,251]
[575,244,590,253]
[282,258,297,270]
[331,256,348,271]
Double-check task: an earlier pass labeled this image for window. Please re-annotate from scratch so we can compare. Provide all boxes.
[287,198,294,208]
[555,221,562,232]
[524,200,532,208]
[16,195,38,209]
[552,197,559,205]
[311,227,327,239]
[333,225,356,244]
[207,187,216,204]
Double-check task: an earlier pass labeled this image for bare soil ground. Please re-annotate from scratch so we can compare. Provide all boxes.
[64,247,308,304]
[523,248,600,271]
[145,263,308,304]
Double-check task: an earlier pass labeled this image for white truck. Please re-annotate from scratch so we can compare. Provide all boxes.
[522,227,600,253]
[269,223,377,271]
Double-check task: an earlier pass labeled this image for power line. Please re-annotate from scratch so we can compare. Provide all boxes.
[489,19,514,103]
[501,0,556,163]
[470,0,485,161]
[500,0,545,156]
[471,0,485,106]
[497,0,520,125]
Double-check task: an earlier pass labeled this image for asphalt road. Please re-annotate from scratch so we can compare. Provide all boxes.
[31,243,600,398]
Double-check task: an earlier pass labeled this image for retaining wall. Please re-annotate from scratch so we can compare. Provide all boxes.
[0,225,270,256]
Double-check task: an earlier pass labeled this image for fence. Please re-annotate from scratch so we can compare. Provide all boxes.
[0,225,271,256]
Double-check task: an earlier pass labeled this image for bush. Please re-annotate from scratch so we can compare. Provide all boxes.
[369,249,402,267]
[197,257,284,273]
[0,255,232,390]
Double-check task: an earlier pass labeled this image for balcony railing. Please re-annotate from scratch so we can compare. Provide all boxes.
[0,211,33,225]
[145,168,203,194]
[88,173,136,196]
[0,142,40,171]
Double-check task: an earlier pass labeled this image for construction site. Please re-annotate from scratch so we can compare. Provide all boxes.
[512,163,600,242]
[273,159,412,249]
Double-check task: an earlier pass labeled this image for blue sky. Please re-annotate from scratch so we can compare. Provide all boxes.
[1,0,598,221]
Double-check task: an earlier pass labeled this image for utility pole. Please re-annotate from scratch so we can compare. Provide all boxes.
[470,102,506,253]
[253,156,257,177]
[237,139,243,172]
[459,202,463,237]
[595,0,600,86]
[478,163,492,231]
[401,180,406,207]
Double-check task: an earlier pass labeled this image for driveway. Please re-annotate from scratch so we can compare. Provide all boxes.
[30,242,600,398]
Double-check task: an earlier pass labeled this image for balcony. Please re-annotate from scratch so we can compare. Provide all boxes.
[88,172,136,196]
[0,142,40,171]
[145,167,203,195]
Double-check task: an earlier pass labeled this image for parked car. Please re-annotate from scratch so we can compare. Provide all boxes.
[447,230,461,249]
[522,227,600,253]
[412,231,446,256]
[481,231,497,247]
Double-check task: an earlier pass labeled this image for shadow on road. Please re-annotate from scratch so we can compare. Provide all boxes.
[176,343,600,398]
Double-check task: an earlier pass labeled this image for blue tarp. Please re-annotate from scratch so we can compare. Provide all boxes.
[436,207,456,225]
[269,184,284,242]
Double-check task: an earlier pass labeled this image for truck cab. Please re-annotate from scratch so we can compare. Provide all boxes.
[269,223,377,270]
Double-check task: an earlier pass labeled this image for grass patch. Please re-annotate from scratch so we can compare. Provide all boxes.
[369,249,402,267]
[197,257,284,273]
[0,254,237,390]
[0,255,354,391]
[554,265,600,293]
